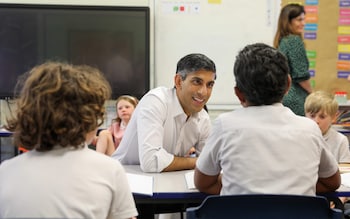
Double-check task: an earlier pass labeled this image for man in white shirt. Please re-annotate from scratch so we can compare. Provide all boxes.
[194,43,341,196]
[112,53,216,173]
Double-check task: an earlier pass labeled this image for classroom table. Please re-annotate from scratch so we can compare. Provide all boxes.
[338,163,350,197]
[0,129,12,137]
[124,165,206,219]
[124,164,350,219]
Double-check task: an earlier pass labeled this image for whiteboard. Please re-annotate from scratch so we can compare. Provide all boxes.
[154,0,281,108]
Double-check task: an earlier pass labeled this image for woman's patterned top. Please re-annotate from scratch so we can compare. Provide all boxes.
[278,34,310,116]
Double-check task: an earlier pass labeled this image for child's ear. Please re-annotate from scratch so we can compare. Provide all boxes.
[331,113,337,121]
[234,86,248,107]
[285,75,292,95]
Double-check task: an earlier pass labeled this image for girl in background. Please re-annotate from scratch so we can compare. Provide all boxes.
[96,95,138,156]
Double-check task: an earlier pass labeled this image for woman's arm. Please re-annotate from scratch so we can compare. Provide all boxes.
[299,79,312,94]
[281,36,311,93]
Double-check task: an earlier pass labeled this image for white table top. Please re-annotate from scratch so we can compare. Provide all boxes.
[0,128,12,137]
[123,165,350,198]
[123,165,198,194]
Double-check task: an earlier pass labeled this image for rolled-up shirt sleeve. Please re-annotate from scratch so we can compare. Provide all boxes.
[137,94,174,172]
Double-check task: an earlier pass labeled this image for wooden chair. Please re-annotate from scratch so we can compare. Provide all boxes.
[186,194,343,219]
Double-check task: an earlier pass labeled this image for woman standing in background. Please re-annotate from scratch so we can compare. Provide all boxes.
[96,95,138,156]
[274,3,312,116]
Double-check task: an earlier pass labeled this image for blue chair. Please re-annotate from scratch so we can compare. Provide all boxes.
[186,194,343,219]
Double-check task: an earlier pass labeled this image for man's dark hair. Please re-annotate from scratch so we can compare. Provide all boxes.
[176,53,216,80]
[234,43,289,105]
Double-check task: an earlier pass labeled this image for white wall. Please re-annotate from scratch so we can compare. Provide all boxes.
[154,0,281,111]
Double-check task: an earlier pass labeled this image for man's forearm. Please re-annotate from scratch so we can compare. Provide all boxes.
[162,156,197,172]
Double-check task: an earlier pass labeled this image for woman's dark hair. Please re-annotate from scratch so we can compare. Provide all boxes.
[273,4,305,48]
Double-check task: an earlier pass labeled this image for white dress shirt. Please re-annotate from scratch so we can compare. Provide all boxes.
[112,87,211,172]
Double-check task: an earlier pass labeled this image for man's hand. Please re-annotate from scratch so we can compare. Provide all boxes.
[185,147,196,157]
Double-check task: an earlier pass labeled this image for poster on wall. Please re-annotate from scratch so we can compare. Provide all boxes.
[281,0,350,95]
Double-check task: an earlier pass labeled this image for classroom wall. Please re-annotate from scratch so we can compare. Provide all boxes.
[0,0,282,126]
[153,0,281,110]
[281,0,350,97]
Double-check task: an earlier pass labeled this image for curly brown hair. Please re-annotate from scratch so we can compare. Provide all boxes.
[5,62,111,151]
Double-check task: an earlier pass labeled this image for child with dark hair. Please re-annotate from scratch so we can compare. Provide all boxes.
[194,43,340,196]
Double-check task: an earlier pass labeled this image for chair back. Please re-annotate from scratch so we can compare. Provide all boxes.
[186,194,343,219]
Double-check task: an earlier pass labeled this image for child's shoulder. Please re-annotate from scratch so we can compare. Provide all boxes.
[330,126,349,139]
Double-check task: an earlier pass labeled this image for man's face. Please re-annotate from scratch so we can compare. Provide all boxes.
[175,70,215,116]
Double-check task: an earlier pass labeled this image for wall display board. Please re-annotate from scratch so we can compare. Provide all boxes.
[282,0,350,95]
[154,0,280,108]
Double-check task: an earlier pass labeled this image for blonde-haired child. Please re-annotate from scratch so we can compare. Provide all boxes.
[305,90,350,163]
[305,90,350,208]
[96,95,139,156]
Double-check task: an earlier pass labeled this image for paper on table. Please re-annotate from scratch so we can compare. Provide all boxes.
[185,171,196,190]
[341,173,350,187]
[0,127,9,132]
[126,173,153,196]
